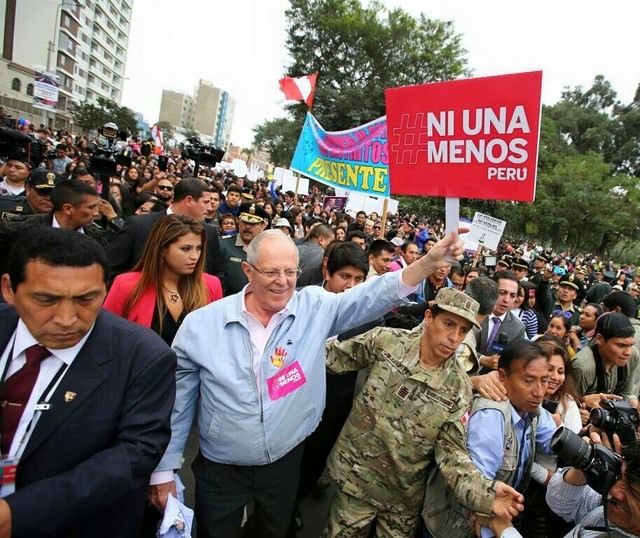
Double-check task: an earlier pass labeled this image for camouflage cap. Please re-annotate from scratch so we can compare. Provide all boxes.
[433,287,481,329]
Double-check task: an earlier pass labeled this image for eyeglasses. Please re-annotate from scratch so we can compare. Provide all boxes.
[373,226,381,229]
[157,185,173,191]
[552,310,573,319]
[248,263,301,279]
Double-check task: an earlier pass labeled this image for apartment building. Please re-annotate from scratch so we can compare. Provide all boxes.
[1,0,132,130]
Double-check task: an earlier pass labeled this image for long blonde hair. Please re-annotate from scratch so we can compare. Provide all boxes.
[123,214,209,333]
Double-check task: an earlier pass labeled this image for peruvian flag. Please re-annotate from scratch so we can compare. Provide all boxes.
[279,72,318,107]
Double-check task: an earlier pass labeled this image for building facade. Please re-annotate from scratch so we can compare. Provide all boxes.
[158,79,235,149]
[1,0,132,131]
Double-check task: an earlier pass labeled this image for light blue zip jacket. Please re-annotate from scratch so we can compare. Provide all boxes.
[156,270,409,469]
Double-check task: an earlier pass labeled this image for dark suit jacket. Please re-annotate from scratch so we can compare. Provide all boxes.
[0,306,176,537]
[0,212,107,275]
[476,311,526,356]
[105,210,224,282]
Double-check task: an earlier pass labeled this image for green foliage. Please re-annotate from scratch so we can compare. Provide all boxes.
[253,0,469,164]
[253,118,307,167]
[71,97,138,136]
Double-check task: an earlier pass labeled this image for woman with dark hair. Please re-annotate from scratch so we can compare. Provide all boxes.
[511,281,539,339]
[568,302,603,351]
[109,182,136,218]
[104,214,222,345]
[543,313,576,357]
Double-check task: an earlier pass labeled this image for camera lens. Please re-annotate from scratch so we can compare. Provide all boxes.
[590,408,613,430]
[551,427,592,468]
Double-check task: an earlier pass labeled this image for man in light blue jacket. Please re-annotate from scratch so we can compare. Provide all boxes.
[149,228,468,537]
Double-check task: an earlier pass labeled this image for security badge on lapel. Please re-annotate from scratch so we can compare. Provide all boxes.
[382,350,454,410]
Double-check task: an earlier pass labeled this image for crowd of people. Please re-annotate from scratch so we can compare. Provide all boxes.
[0,126,639,538]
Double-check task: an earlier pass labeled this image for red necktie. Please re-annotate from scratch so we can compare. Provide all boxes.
[1,344,51,455]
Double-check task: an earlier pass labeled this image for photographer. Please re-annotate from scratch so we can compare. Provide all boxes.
[572,312,640,411]
[473,433,640,537]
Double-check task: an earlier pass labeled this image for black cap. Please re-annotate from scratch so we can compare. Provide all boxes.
[536,253,549,264]
[558,273,580,290]
[238,203,270,225]
[512,260,529,270]
[27,169,64,189]
[497,255,512,268]
[595,312,634,339]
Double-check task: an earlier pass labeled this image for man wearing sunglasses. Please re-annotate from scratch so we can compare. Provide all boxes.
[154,179,174,205]
[548,273,581,326]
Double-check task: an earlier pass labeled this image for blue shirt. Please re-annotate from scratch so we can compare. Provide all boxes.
[467,403,558,537]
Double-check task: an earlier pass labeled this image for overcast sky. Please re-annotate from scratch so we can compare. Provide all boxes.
[121,0,640,147]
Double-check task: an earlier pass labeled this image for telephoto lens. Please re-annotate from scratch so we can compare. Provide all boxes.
[551,427,621,495]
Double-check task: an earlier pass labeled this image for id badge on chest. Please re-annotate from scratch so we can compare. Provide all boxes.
[0,458,17,488]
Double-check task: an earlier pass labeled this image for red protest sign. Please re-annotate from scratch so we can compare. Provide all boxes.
[385,71,542,202]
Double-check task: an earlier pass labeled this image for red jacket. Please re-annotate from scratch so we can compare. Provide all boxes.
[103,271,222,328]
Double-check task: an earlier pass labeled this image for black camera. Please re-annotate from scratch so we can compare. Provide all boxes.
[590,399,639,447]
[551,426,621,495]
[88,123,132,177]
[0,127,45,168]
[181,137,225,167]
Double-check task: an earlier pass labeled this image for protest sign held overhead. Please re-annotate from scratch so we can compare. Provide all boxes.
[290,113,390,198]
[465,212,507,251]
[385,71,542,202]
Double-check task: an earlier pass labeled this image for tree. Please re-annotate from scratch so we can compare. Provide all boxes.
[71,97,138,136]
[253,0,469,164]
[253,118,306,167]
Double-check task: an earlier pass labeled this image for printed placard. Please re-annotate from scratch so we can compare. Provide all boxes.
[386,71,542,202]
[267,360,307,401]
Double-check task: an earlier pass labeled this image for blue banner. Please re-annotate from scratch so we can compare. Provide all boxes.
[290,113,390,197]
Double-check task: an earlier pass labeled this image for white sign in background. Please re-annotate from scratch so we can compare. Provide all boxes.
[465,212,507,251]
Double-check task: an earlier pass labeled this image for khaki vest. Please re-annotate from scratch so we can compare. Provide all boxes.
[422,397,539,538]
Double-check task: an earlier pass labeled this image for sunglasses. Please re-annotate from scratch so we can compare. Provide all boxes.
[552,310,573,319]
[157,185,173,191]
[373,226,381,229]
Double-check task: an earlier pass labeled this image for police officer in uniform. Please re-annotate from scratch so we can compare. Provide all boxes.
[0,169,64,218]
[219,202,270,296]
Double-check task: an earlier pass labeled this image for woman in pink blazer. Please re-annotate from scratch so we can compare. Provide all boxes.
[104,214,222,344]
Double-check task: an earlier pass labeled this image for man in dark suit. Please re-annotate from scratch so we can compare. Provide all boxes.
[106,178,224,282]
[0,180,109,276]
[476,270,526,372]
[0,227,176,537]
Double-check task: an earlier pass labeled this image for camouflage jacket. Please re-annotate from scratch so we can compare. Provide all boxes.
[326,326,495,515]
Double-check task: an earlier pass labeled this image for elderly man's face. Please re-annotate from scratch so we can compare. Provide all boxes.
[243,235,298,315]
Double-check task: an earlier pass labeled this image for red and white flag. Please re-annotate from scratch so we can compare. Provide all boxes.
[279,72,318,107]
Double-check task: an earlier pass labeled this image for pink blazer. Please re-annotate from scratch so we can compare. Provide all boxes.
[103,271,223,328]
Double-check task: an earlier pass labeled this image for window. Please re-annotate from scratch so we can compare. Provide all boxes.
[61,13,71,29]
[11,78,21,91]
[26,83,34,96]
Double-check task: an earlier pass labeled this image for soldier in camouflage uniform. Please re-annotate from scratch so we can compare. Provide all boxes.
[323,288,524,537]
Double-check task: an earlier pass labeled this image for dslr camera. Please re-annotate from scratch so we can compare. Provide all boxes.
[551,426,621,495]
[590,399,639,447]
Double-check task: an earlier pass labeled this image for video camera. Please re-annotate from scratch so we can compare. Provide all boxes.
[0,126,45,168]
[180,137,225,167]
[88,122,132,176]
